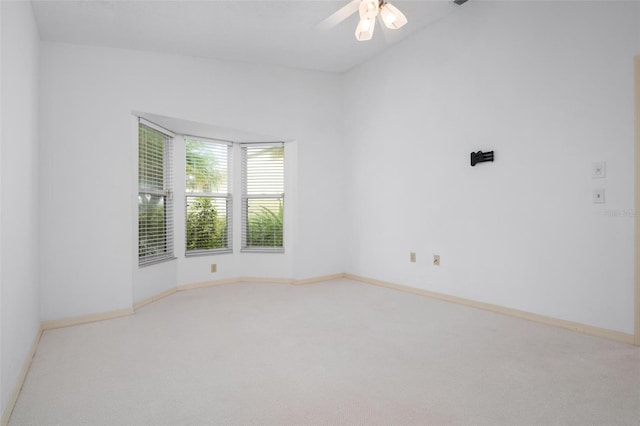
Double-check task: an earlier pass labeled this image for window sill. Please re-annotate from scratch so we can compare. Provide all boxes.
[241,248,285,254]
[139,256,177,268]
[185,249,233,257]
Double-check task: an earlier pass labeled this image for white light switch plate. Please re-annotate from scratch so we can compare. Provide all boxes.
[593,188,605,204]
[592,161,606,179]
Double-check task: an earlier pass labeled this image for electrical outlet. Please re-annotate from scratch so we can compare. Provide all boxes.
[592,188,605,204]
[433,255,440,266]
[210,264,217,273]
[410,252,416,263]
[592,161,606,179]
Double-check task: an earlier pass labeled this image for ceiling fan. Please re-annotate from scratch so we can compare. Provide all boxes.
[318,0,408,41]
[319,0,470,41]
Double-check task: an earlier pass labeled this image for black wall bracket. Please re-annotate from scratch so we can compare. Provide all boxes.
[470,150,494,167]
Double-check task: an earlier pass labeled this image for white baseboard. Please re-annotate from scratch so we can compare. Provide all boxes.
[293,273,345,285]
[62,273,633,345]
[41,308,134,330]
[344,273,635,345]
[133,288,177,311]
[174,274,345,293]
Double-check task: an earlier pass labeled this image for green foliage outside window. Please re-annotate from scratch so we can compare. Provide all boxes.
[138,194,166,258]
[247,200,283,248]
[186,197,227,250]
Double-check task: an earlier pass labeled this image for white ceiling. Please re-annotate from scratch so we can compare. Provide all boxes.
[31,0,463,73]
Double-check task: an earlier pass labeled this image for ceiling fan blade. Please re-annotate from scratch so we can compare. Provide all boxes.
[317,0,360,31]
[380,2,407,30]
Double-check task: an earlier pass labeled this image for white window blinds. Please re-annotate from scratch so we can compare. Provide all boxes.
[138,121,174,265]
[241,143,284,252]
[185,138,232,255]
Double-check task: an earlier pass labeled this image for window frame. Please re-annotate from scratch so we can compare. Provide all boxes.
[241,142,285,254]
[184,137,233,256]
[138,119,175,266]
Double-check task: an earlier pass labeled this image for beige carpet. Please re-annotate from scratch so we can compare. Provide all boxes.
[9,279,640,425]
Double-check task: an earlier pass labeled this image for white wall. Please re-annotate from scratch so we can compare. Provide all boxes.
[0,1,41,418]
[39,43,346,317]
[343,1,640,334]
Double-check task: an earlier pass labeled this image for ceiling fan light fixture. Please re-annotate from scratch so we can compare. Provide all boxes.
[358,0,379,19]
[380,2,407,30]
[355,17,375,41]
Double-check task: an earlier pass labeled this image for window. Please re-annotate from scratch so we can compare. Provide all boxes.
[241,143,284,252]
[185,138,232,255]
[138,121,174,265]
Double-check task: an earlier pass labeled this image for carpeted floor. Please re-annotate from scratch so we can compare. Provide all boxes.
[9,279,640,425]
